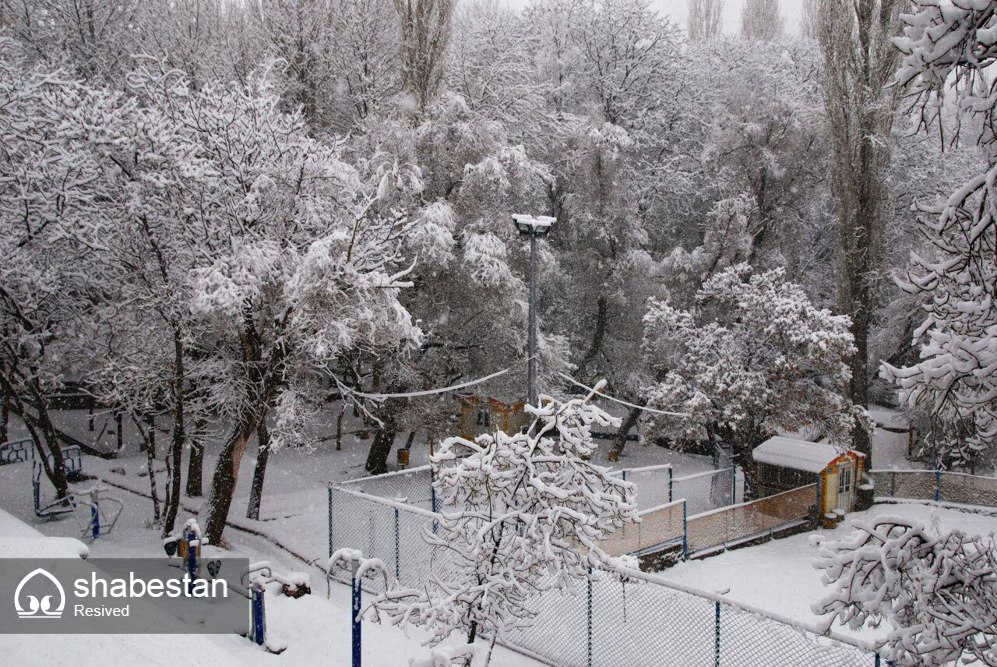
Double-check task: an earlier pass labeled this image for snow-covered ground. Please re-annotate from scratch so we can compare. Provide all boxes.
[663,501,997,643]
[2,402,992,665]
[0,467,541,667]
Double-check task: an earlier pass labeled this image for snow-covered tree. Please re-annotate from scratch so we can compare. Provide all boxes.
[740,0,783,41]
[687,0,725,41]
[881,0,997,472]
[813,516,997,666]
[817,0,904,460]
[370,381,639,662]
[0,38,115,498]
[394,0,455,113]
[642,264,861,495]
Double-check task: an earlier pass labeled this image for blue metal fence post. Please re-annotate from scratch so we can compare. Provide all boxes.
[394,507,400,581]
[89,488,100,540]
[622,469,628,482]
[586,568,593,667]
[935,470,941,502]
[185,527,198,595]
[682,500,688,561]
[327,486,334,558]
[874,654,881,667]
[668,466,673,504]
[731,467,737,505]
[251,584,266,646]
[352,565,362,667]
[714,601,721,667]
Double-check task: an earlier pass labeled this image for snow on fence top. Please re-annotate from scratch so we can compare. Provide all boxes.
[752,436,860,473]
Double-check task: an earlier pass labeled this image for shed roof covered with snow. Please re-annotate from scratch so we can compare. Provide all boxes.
[752,436,861,474]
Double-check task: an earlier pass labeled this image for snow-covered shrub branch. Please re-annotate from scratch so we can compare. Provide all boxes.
[369,382,639,664]
[813,516,997,666]
[881,0,997,470]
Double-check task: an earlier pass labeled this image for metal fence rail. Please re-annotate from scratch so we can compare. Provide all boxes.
[327,482,882,667]
[871,469,997,508]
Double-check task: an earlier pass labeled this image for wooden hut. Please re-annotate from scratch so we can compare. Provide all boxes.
[459,397,528,439]
[752,436,865,521]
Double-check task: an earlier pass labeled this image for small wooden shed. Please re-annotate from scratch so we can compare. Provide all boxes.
[459,397,528,439]
[752,436,865,517]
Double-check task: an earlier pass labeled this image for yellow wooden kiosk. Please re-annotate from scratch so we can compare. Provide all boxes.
[752,436,865,525]
[459,397,528,439]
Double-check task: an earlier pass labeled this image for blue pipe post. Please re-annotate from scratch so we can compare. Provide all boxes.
[622,469,628,483]
[668,466,673,504]
[185,528,198,595]
[935,470,941,502]
[430,468,439,535]
[875,654,880,667]
[91,500,99,540]
[714,601,721,667]
[351,565,362,667]
[327,486,334,559]
[251,585,266,646]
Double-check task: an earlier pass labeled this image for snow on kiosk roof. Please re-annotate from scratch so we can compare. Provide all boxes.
[752,436,863,474]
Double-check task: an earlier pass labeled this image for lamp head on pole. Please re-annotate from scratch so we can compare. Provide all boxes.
[511,214,556,238]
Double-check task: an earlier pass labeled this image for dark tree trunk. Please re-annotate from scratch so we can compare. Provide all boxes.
[161,331,187,538]
[0,382,8,444]
[203,415,259,545]
[365,412,398,475]
[185,418,206,498]
[576,296,609,382]
[609,407,641,461]
[335,405,345,451]
[142,415,161,523]
[246,420,271,521]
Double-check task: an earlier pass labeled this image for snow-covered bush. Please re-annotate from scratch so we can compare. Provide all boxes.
[642,264,862,494]
[881,0,997,470]
[812,516,997,666]
[370,381,639,664]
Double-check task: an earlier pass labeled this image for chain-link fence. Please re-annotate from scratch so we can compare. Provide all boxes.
[673,468,736,516]
[327,481,881,667]
[871,469,997,508]
[600,500,686,557]
[686,484,817,556]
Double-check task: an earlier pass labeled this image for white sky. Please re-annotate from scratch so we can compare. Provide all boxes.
[502,0,806,35]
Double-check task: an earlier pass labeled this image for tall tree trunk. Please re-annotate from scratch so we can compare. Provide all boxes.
[186,417,206,498]
[203,415,259,545]
[161,331,187,538]
[142,415,161,523]
[246,420,271,521]
[609,407,640,461]
[576,296,609,382]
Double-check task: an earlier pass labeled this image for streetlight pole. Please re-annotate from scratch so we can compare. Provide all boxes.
[512,214,556,412]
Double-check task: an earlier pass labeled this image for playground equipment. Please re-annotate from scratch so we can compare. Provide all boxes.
[0,438,34,465]
[31,447,123,540]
